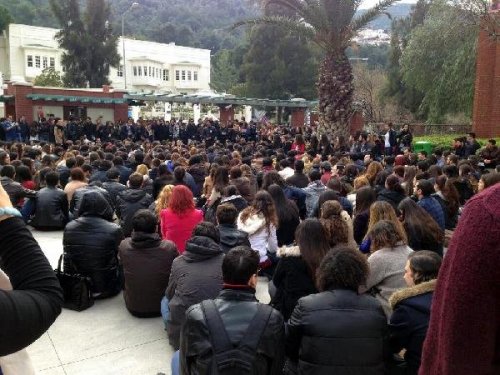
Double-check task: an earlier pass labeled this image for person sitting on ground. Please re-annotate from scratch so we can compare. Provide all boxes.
[286,159,309,188]
[478,171,500,192]
[160,185,203,253]
[389,251,442,375]
[165,222,224,350]
[30,171,68,230]
[271,218,329,321]
[119,209,178,318]
[63,167,87,203]
[267,183,300,247]
[153,164,175,200]
[63,190,123,299]
[237,190,278,276]
[216,203,250,254]
[362,220,413,318]
[0,165,37,211]
[286,246,388,374]
[176,246,285,375]
[414,179,445,230]
[116,173,154,238]
[303,169,327,217]
[377,174,407,211]
[320,200,352,248]
[102,167,128,210]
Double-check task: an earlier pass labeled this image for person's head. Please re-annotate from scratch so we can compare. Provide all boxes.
[229,166,242,179]
[213,166,229,193]
[385,174,405,195]
[368,220,408,252]
[222,246,260,288]
[417,151,428,161]
[487,139,496,150]
[128,172,143,189]
[295,218,330,280]
[168,185,195,215]
[136,164,149,176]
[45,171,59,187]
[415,179,434,199]
[365,161,383,184]
[15,165,32,183]
[132,209,158,234]
[353,176,370,191]
[308,169,322,182]
[294,159,305,173]
[404,251,442,287]
[155,184,174,216]
[216,203,239,225]
[0,151,10,166]
[316,247,368,292]
[106,167,120,181]
[466,132,476,143]
[320,200,349,247]
[479,172,500,192]
[241,190,278,228]
[0,165,15,179]
[355,186,377,214]
[173,166,186,182]
[367,201,406,239]
[192,222,220,243]
[398,197,444,244]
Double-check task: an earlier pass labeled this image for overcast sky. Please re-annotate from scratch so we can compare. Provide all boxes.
[359,0,417,9]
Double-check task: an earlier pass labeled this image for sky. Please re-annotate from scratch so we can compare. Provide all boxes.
[359,0,417,9]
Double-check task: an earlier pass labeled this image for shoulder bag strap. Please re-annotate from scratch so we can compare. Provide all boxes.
[56,254,63,274]
[201,300,233,354]
[239,305,272,350]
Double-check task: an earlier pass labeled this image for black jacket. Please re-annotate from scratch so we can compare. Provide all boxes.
[217,223,251,253]
[276,210,300,247]
[115,189,154,237]
[153,174,175,199]
[187,163,206,197]
[286,172,309,189]
[70,185,112,218]
[63,191,123,298]
[377,189,406,212]
[0,217,63,356]
[102,181,128,209]
[271,246,317,321]
[389,280,436,374]
[30,186,68,230]
[286,289,388,375]
[180,288,285,375]
[0,176,37,207]
[166,234,224,350]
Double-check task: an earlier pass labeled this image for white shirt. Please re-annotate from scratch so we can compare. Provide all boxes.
[384,131,391,148]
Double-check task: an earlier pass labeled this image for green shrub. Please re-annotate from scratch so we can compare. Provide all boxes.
[413,135,500,152]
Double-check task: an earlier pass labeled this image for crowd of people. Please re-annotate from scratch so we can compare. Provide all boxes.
[0,116,499,375]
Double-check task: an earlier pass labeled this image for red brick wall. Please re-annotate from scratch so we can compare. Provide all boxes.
[219,106,235,124]
[472,19,500,138]
[291,109,306,127]
[350,111,364,136]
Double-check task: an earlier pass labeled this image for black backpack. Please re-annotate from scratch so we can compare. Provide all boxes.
[201,300,272,375]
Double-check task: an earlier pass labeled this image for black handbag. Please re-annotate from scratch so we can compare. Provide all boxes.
[54,254,94,311]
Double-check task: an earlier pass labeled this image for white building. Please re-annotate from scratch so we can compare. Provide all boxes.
[0,23,211,93]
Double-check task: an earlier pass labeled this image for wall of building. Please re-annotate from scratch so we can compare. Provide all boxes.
[87,108,114,123]
[32,105,63,119]
[1,24,211,94]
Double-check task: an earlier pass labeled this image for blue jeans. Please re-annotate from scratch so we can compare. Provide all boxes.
[20,198,35,223]
[161,296,170,330]
[171,350,180,375]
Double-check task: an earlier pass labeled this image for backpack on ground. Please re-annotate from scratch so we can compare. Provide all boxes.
[201,300,272,375]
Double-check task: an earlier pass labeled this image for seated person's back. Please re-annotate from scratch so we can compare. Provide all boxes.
[119,209,178,317]
[216,203,250,253]
[31,171,68,230]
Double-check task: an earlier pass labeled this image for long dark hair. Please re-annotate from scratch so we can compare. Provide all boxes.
[355,186,376,215]
[295,218,330,281]
[239,190,278,229]
[398,198,444,246]
[213,166,229,194]
[267,184,299,224]
[385,174,405,195]
[435,175,459,218]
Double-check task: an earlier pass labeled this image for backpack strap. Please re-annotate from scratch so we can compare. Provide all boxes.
[201,300,232,354]
[238,305,272,351]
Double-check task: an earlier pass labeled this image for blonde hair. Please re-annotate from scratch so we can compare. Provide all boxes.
[136,164,149,176]
[365,161,383,185]
[365,201,407,245]
[155,184,174,216]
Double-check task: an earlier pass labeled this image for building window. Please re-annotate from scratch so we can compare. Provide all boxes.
[138,66,142,76]
[175,70,180,81]
[181,70,186,80]
[117,65,123,77]
[144,66,148,76]
[27,55,33,67]
[156,68,159,78]
[163,69,169,81]
[50,57,55,68]
[35,56,41,68]
[194,71,198,81]
[187,71,192,81]
[148,66,152,77]
[42,56,48,69]
[133,66,137,76]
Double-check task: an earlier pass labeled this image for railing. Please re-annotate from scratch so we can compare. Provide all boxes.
[366,123,472,136]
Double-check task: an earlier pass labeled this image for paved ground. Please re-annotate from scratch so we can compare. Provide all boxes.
[27,229,271,375]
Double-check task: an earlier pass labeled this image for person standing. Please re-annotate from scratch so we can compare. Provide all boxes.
[383,123,397,156]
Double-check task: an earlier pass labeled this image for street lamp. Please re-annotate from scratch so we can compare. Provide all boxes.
[121,2,139,90]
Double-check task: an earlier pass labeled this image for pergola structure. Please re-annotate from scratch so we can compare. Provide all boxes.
[124,92,318,126]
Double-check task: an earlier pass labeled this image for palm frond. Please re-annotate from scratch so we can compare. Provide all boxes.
[231,15,313,36]
[350,0,398,32]
[266,0,330,34]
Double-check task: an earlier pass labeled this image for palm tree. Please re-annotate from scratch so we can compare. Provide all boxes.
[234,0,398,137]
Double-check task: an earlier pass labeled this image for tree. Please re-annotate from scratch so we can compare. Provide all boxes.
[211,49,240,93]
[50,0,119,88]
[400,0,478,123]
[0,5,12,34]
[33,67,64,87]
[234,0,398,137]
